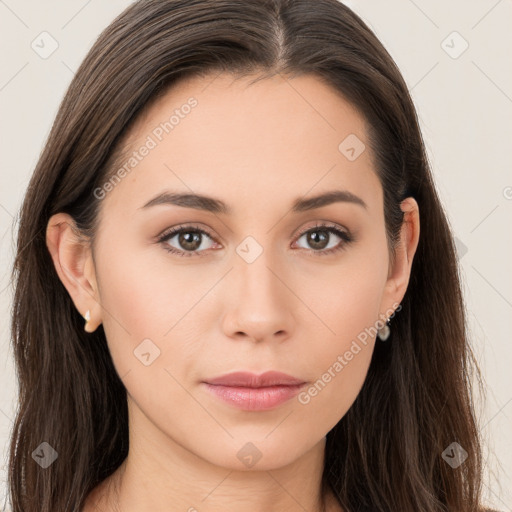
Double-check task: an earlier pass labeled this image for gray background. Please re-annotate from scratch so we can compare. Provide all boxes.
[0,0,511,509]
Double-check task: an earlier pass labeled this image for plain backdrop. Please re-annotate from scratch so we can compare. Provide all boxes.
[0,0,511,510]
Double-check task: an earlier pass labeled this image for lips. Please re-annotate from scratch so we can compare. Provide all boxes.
[201,371,308,411]
[203,370,306,388]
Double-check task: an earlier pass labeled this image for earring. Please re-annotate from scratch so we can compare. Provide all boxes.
[377,318,391,341]
[83,309,91,332]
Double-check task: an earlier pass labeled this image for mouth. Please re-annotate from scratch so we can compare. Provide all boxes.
[201,371,307,411]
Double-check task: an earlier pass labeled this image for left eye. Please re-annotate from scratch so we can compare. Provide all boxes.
[293,224,352,254]
[157,223,353,258]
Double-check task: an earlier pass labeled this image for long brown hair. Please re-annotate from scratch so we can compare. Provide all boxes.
[7,0,490,510]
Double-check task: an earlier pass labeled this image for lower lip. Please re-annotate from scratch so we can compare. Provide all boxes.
[202,383,305,411]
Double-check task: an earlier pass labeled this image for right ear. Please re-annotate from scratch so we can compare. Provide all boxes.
[45,212,103,332]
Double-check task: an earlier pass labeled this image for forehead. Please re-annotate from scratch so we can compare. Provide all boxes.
[99,72,381,219]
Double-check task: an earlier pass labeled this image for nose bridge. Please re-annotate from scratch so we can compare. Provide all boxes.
[234,233,285,303]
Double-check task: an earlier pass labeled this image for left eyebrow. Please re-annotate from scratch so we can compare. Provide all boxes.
[138,189,368,215]
[292,189,367,212]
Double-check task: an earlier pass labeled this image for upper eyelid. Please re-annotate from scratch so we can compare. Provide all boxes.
[158,223,215,241]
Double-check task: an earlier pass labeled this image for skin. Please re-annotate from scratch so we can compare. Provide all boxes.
[46,72,420,512]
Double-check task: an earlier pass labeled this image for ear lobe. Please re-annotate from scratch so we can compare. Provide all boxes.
[45,212,100,317]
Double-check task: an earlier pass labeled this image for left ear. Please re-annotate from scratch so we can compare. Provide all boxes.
[381,197,420,315]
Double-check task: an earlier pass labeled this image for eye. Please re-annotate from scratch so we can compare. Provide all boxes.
[292,222,354,256]
[157,224,217,258]
[157,222,354,258]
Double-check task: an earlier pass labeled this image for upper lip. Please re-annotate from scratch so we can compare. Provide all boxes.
[203,371,306,388]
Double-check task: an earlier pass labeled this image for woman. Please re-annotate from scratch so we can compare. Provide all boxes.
[7,0,498,510]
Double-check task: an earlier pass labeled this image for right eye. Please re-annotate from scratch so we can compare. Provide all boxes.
[157,224,219,257]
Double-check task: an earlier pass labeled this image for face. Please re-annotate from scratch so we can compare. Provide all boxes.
[48,72,418,472]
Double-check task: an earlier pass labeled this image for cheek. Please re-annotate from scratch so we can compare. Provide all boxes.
[94,236,216,397]
[94,239,182,370]
[297,337,374,435]
[301,251,388,345]
[296,288,379,430]
[293,253,386,425]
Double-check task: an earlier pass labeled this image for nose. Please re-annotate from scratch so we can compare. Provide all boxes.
[220,247,296,344]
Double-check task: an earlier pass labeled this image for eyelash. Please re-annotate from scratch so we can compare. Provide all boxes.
[156,222,354,258]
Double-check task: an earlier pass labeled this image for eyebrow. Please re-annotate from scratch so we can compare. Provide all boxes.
[139,189,368,215]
